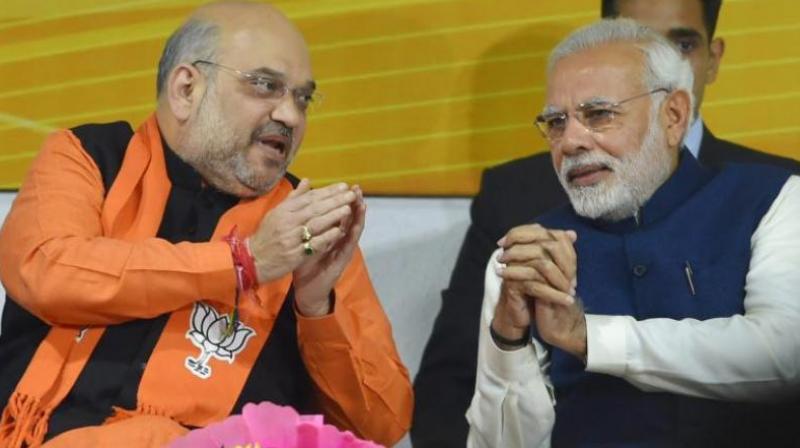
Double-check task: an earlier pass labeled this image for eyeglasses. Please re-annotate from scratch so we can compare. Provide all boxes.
[192,60,322,113]
[534,88,670,141]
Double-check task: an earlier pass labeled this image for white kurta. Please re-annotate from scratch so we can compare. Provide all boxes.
[467,175,800,448]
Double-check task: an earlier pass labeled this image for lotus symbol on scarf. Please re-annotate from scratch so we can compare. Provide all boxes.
[185,302,255,379]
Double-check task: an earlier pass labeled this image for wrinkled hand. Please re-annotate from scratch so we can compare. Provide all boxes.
[492,224,587,359]
[248,178,356,285]
[490,278,535,349]
[292,185,366,317]
[533,298,587,361]
[497,224,577,305]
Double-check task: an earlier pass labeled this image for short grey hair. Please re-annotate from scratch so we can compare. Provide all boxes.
[548,18,695,121]
[156,19,220,98]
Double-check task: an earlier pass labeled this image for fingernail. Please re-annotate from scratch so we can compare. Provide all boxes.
[494,264,505,275]
[565,295,575,305]
[497,236,506,246]
[569,288,576,296]
[568,230,577,241]
[571,278,577,289]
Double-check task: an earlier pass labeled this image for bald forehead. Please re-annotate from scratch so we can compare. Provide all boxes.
[191,1,307,52]
[192,1,288,26]
[191,1,312,81]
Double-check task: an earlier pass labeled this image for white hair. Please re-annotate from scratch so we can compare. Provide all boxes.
[548,18,695,122]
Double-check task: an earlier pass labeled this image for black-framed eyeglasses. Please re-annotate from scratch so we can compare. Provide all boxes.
[192,60,322,113]
[534,88,670,141]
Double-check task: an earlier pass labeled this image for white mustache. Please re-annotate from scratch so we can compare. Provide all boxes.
[560,152,618,182]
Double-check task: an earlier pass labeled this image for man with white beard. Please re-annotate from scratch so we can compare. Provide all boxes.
[466,19,800,448]
[554,96,674,222]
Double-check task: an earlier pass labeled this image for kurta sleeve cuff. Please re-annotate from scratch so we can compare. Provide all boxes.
[296,301,351,346]
[585,314,631,376]
[192,241,238,304]
[483,336,542,383]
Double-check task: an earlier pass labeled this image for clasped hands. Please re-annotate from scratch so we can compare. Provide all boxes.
[491,224,588,360]
[248,179,365,317]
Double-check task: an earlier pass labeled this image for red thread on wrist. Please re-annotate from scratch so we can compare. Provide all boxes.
[224,226,259,292]
[240,238,258,290]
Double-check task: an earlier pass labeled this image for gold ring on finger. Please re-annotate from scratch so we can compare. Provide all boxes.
[301,225,312,243]
[303,241,315,256]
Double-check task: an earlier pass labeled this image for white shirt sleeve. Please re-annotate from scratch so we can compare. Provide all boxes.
[466,249,555,448]
[586,175,800,401]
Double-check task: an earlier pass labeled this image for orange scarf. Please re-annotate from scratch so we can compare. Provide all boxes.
[0,115,295,447]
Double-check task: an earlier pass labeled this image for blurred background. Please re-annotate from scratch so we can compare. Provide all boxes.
[1,0,798,195]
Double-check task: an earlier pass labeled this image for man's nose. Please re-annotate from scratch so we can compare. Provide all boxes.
[270,94,303,129]
[558,115,594,156]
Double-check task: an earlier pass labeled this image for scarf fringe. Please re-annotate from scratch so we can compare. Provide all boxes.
[104,404,169,425]
[0,392,49,448]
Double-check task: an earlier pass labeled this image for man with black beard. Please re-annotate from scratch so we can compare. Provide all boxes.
[467,19,800,448]
[0,2,412,447]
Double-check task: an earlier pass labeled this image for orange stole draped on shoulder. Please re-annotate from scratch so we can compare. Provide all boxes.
[0,114,295,447]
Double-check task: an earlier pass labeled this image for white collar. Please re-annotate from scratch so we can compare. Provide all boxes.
[683,116,704,158]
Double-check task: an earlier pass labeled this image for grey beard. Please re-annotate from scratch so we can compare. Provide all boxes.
[181,88,290,196]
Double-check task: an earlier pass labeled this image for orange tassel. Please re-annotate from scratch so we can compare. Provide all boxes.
[103,406,139,425]
[104,403,170,426]
[0,393,49,448]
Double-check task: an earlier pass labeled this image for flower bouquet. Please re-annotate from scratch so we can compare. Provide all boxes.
[167,401,384,448]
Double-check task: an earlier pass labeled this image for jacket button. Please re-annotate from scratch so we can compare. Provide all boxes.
[632,264,648,277]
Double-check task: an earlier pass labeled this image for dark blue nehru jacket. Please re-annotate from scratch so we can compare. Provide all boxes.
[534,152,792,447]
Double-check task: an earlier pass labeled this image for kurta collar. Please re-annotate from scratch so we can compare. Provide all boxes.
[162,137,202,191]
[585,149,714,233]
[161,137,239,205]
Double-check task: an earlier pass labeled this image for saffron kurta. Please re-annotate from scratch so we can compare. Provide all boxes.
[0,116,413,448]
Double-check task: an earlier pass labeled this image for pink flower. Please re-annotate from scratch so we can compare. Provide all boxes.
[168,402,384,448]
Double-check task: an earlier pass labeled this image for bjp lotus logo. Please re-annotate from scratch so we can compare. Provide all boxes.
[185,302,255,379]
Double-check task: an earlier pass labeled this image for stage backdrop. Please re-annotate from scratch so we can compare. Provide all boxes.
[1,0,798,195]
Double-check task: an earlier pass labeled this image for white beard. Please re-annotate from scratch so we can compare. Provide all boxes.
[557,112,674,222]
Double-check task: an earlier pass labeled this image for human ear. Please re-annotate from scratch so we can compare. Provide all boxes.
[165,63,205,122]
[663,89,691,148]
